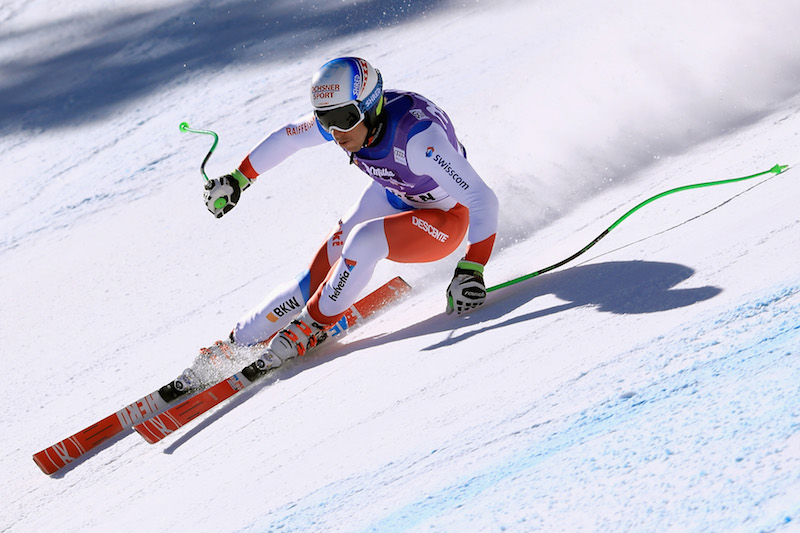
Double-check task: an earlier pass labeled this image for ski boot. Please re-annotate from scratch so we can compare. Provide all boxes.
[242,309,331,381]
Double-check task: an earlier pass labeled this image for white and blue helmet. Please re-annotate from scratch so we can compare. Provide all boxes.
[311,57,384,134]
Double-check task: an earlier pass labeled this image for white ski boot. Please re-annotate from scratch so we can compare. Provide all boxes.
[270,308,331,360]
[246,309,331,379]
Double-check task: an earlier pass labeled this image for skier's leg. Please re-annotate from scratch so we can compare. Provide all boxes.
[304,180,401,298]
[307,203,470,323]
[383,203,469,263]
[232,181,399,345]
[231,273,309,345]
[251,203,468,367]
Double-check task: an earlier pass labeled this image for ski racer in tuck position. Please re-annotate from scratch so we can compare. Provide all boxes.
[187,57,499,383]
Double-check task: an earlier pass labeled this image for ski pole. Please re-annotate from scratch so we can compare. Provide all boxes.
[487,163,789,293]
[179,122,219,182]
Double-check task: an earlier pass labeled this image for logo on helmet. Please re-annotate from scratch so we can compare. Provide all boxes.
[357,58,370,95]
[362,82,381,111]
[312,83,341,104]
[426,147,435,157]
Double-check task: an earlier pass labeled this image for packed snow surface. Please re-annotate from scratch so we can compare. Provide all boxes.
[2,0,800,531]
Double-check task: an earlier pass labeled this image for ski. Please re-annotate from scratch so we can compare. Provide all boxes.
[32,276,410,474]
[134,276,411,444]
[32,379,192,475]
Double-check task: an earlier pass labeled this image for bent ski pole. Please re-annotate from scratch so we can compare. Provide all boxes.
[487,164,789,293]
[179,122,219,182]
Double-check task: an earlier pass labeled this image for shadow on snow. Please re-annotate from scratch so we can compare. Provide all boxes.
[365,259,721,351]
[1,0,450,133]
[160,259,720,450]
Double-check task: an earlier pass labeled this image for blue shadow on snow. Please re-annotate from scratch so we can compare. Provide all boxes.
[365,259,722,351]
[159,259,720,452]
[1,0,450,134]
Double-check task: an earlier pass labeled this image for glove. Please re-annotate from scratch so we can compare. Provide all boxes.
[445,260,487,315]
[204,169,251,218]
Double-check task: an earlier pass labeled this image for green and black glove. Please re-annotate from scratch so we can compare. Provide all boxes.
[445,259,487,315]
[204,169,251,218]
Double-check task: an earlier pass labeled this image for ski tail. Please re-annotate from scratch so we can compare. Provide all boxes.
[328,275,411,337]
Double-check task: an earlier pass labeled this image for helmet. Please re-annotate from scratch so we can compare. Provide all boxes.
[310,57,384,134]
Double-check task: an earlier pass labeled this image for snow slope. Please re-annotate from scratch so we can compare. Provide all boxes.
[2,0,800,531]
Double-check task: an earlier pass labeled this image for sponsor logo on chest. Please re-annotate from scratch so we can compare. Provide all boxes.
[360,162,411,189]
[393,147,407,166]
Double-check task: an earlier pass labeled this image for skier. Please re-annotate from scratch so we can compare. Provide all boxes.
[194,57,499,377]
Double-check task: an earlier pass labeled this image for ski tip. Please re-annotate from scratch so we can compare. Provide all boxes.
[32,452,59,475]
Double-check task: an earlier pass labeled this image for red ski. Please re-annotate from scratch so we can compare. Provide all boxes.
[33,276,410,473]
[33,391,174,475]
[135,276,411,444]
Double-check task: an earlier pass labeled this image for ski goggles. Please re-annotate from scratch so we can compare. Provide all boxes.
[314,101,364,133]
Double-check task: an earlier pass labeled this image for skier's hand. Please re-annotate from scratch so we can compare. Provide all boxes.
[445,260,486,315]
[204,170,251,218]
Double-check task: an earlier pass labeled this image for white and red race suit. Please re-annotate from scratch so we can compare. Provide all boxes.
[233,90,499,344]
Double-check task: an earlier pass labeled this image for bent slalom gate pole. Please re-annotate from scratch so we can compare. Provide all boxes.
[487,164,789,293]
